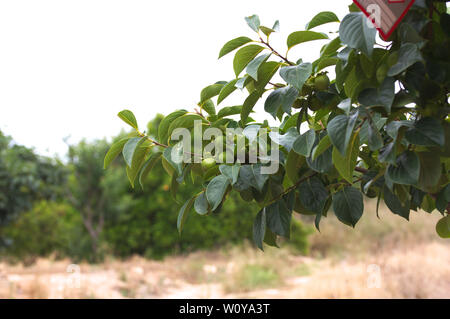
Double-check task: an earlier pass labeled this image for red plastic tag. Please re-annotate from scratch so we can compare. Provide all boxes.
[353,0,416,40]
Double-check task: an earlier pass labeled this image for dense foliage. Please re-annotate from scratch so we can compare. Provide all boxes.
[0,125,310,263]
[0,131,67,254]
[107,0,450,249]
[0,132,67,227]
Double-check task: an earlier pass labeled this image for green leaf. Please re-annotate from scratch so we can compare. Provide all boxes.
[421,194,435,214]
[339,12,376,57]
[436,216,450,238]
[359,53,374,78]
[161,157,175,176]
[285,150,305,184]
[321,36,342,57]
[254,61,282,91]
[218,36,253,59]
[279,63,313,91]
[251,164,270,192]
[332,133,360,183]
[235,76,250,89]
[241,61,281,123]
[387,43,423,76]
[138,152,162,189]
[316,57,339,72]
[366,116,384,151]
[219,164,241,185]
[247,53,271,80]
[200,83,225,104]
[282,112,300,132]
[385,120,413,140]
[194,192,209,215]
[269,127,299,152]
[405,117,445,147]
[263,228,278,248]
[337,98,351,115]
[343,66,362,100]
[118,110,138,130]
[311,134,331,160]
[359,113,385,146]
[264,86,298,118]
[332,186,364,227]
[298,177,329,214]
[306,134,333,173]
[233,44,265,77]
[158,110,188,144]
[201,99,216,116]
[245,15,260,32]
[306,11,340,30]
[327,112,358,156]
[378,142,397,165]
[436,184,450,214]
[417,151,442,192]
[272,20,280,32]
[163,145,183,176]
[126,142,150,187]
[167,114,207,143]
[253,209,267,251]
[386,151,420,186]
[217,105,242,118]
[383,185,410,220]
[241,91,261,124]
[234,164,269,193]
[287,31,329,50]
[170,170,180,201]
[260,26,275,37]
[217,79,239,105]
[206,175,230,211]
[177,197,195,234]
[266,200,292,238]
[358,77,395,113]
[123,137,145,167]
[293,129,316,157]
[104,138,129,169]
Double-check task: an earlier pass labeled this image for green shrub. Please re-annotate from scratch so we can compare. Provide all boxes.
[2,201,85,263]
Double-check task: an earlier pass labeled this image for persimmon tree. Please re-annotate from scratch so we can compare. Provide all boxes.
[105,1,450,248]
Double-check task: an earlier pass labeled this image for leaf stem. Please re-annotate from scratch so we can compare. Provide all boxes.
[259,37,295,66]
[267,172,319,206]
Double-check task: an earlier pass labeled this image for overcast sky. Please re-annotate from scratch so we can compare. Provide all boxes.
[0,0,348,158]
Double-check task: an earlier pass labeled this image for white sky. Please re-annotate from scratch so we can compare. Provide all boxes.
[0,0,348,158]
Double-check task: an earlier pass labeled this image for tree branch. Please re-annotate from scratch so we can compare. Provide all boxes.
[259,37,295,66]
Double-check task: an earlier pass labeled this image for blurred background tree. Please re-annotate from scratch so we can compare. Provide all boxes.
[0,131,67,254]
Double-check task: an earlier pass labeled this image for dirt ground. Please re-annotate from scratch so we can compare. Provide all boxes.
[1,203,449,299]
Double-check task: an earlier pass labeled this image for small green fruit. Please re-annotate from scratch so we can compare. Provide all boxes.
[201,157,216,171]
[436,216,450,238]
[293,98,307,109]
[314,74,330,91]
[309,96,322,111]
[301,83,313,96]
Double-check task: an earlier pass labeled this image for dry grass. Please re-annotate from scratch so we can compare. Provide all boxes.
[0,202,449,299]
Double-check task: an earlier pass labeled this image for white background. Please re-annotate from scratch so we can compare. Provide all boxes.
[0,0,348,158]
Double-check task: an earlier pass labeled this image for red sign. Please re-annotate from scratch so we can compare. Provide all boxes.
[353,0,416,40]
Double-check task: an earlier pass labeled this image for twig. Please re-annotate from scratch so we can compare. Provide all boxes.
[259,37,295,66]
[267,172,319,206]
